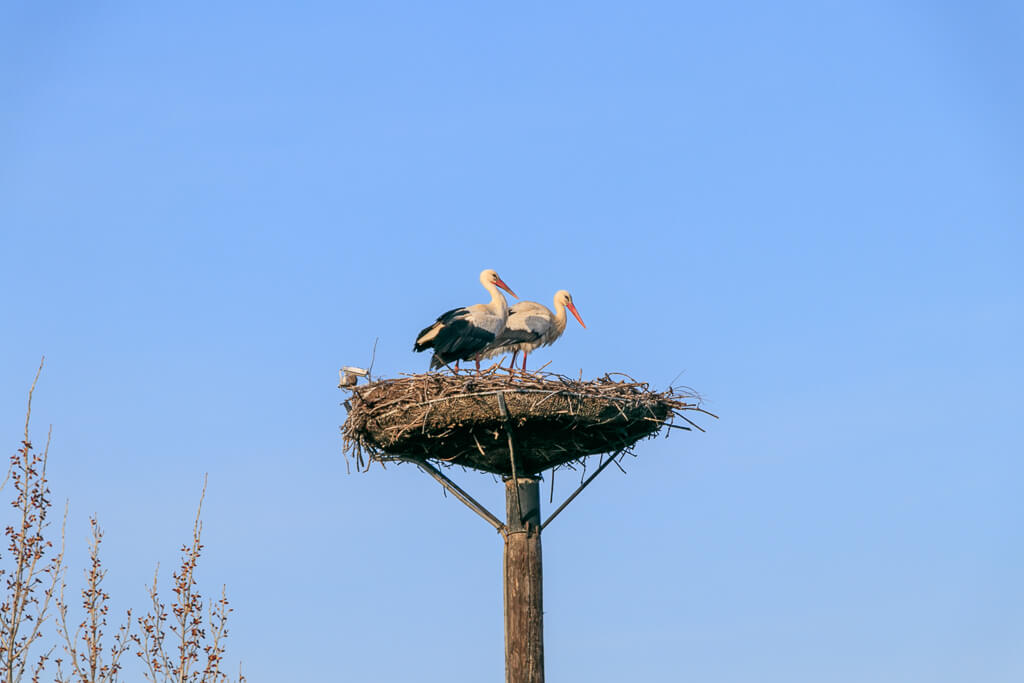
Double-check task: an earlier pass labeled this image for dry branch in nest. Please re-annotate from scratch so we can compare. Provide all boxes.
[340,368,713,477]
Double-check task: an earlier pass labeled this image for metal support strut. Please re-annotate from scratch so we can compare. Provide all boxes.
[395,457,505,533]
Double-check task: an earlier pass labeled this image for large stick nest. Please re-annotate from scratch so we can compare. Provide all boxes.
[340,368,712,477]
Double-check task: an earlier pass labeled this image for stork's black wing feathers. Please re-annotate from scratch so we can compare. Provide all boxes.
[414,306,498,369]
[493,325,542,348]
[436,307,469,325]
[488,307,546,350]
[414,307,467,352]
[430,318,496,367]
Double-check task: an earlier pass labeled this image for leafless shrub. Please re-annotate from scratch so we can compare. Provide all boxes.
[0,359,65,683]
[2,361,245,682]
[54,518,131,683]
[132,480,244,683]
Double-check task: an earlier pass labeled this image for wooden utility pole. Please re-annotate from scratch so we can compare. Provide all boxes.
[504,477,544,683]
[343,374,709,681]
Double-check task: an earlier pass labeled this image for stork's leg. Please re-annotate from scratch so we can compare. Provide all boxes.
[510,351,519,370]
[474,355,482,372]
[522,351,529,371]
[454,360,460,372]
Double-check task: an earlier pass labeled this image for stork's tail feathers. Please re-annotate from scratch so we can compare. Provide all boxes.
[429,354,444,370]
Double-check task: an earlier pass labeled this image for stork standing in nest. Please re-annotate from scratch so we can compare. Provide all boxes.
[481,290,585,371]
[414,269,518,371]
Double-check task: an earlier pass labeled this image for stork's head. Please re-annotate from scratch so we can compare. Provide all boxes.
[555,290,586,328]
[481,269,517,299]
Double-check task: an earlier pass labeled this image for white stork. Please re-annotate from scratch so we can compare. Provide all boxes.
[480,290,585,370]
[413,269,518,371]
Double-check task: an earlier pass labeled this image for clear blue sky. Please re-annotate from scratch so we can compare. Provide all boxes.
[2,2,1022,681]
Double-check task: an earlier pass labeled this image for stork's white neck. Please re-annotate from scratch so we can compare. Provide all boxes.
[551,295,568,336]
[482,279,509,318]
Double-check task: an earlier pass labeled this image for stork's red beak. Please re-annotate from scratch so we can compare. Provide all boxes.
[495,278,517,299]
[567,302,585,328]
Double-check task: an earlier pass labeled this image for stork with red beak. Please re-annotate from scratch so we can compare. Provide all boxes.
[480,289,585,370]
[413,269,518,371]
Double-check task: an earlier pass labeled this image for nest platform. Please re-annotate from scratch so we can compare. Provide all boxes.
[341,369,710,477]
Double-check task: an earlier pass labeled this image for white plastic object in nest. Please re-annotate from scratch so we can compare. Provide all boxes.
[338,366,370,388]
